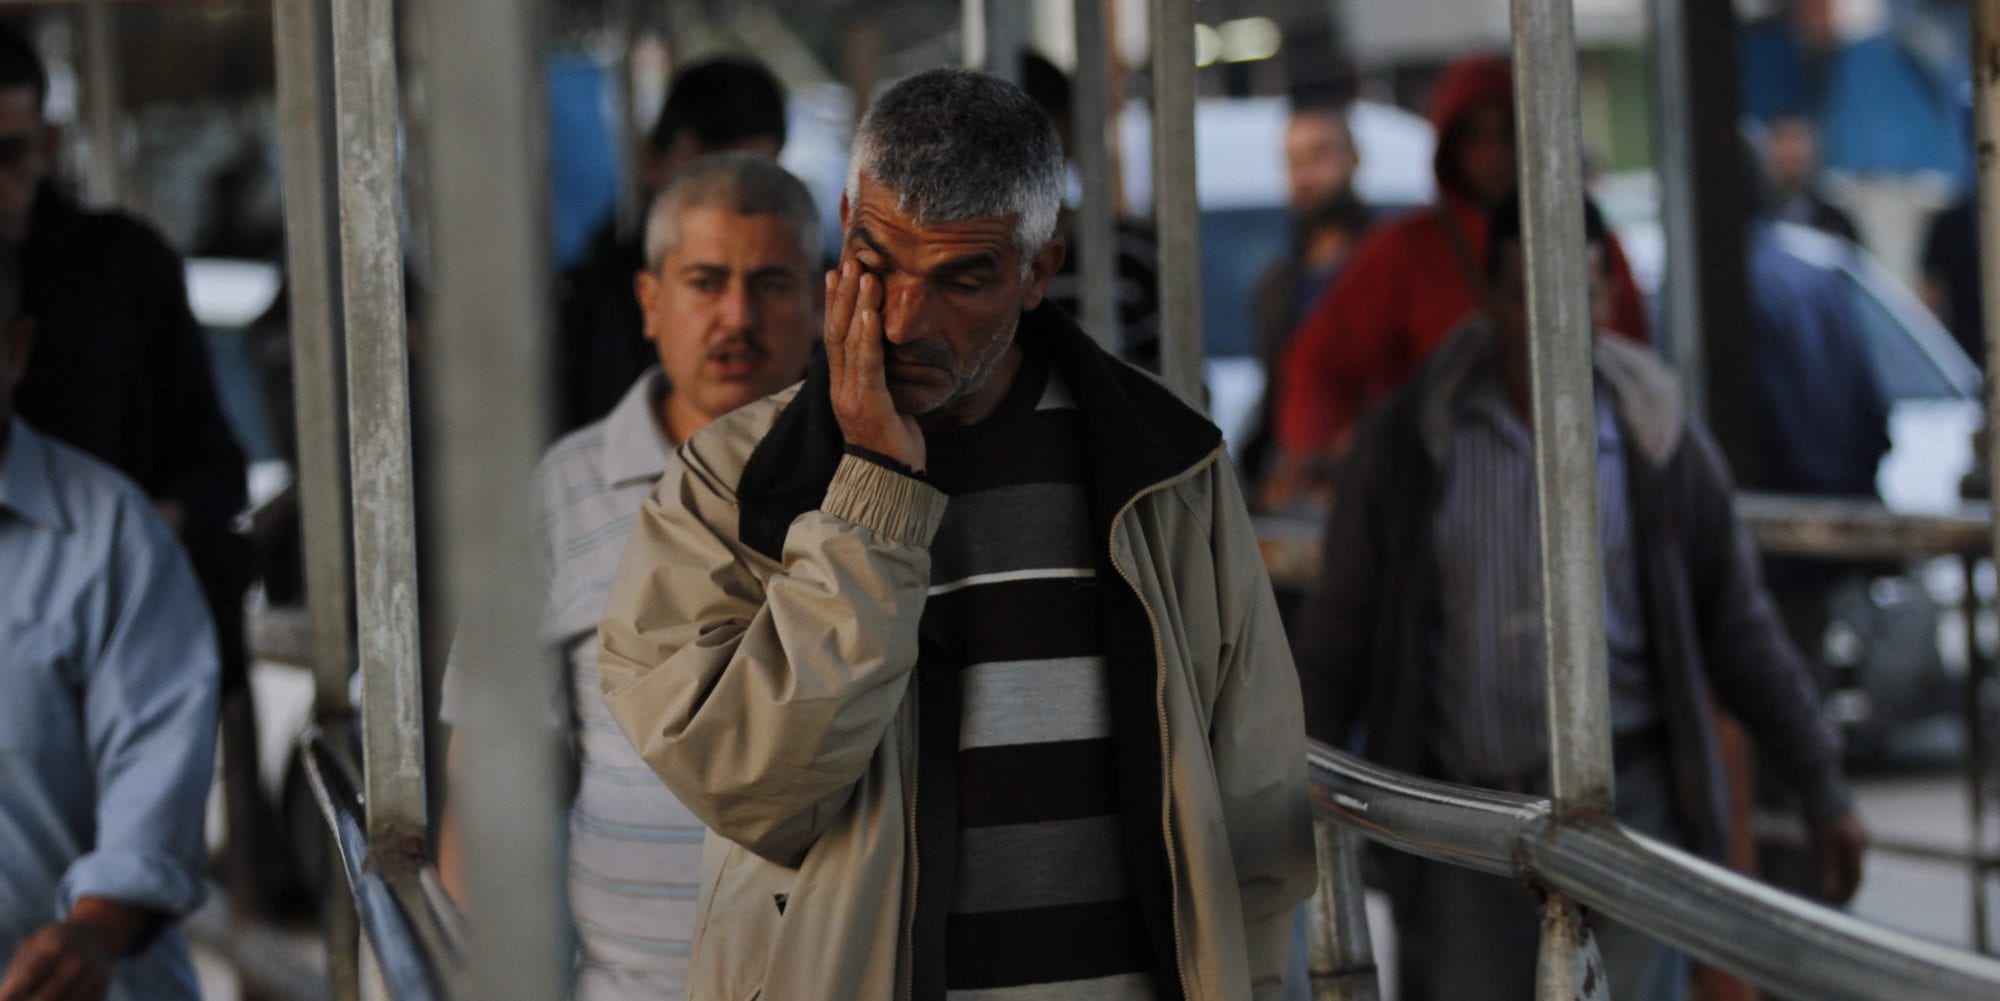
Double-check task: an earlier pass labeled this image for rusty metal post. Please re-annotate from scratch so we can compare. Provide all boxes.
[1306,818,1381,1000]
[1149,0,1202,402]
[1975,0,2000,956]
[1073,0,1119,350]
[328,0,428,850]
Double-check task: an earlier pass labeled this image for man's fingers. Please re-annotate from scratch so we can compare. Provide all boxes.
[0,936,56,1001]
[824,260,859,352]
[851,275,884,392]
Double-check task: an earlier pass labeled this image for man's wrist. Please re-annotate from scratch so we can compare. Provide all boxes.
[63,897,159,960]
[843,443,928,482]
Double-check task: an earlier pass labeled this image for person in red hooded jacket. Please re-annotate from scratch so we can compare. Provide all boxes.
[1263,55,1649,509]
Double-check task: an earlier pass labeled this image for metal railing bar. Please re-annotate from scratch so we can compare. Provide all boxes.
[1255,496,1998,593]
[1072,0,1119,352]
[1148,0,1202,403]
[300,727,452,1001]
[1309,741,2000,1000]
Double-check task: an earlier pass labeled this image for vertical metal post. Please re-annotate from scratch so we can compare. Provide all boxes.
[1073,0,1118,350]
[276,0,361,989]
[1514,0,1612,822]
[1149,0,1202,402]
[276,0,356,722]
[1647,0,1704,415]
[1964,554,1991,952]
[984,0,1027,84]
[329,0,427,850]
[1306,818,1380,1001]
[79,0,122,207]
[419,0,568,995]
[1512,0,1610,992]
[1973,0,2000,955]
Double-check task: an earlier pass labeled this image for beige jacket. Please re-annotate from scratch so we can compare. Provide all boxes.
[599,308,1313,1000]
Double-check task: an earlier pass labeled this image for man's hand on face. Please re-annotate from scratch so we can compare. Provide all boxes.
[826,261,925,472]
[0,922,115,1001]
[1811,810,1868,905]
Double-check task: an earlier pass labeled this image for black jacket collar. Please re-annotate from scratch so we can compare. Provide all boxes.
[735,302,1221,560]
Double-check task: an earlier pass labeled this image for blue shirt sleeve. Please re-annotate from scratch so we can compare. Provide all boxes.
[55,496,219,921]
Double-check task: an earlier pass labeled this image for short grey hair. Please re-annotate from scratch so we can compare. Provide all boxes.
[845,68,1064,265]
[644,152,821,271]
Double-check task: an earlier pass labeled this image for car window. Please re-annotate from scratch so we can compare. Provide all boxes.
[1841,271,1965,402]
[1201,206,1289,358]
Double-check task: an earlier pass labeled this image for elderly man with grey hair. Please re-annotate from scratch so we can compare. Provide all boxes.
[598,69,1312,1000]
[436,151,821,1001]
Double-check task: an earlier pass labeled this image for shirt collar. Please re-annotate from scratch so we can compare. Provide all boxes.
[0,418,69,532]
[599,368,675,489]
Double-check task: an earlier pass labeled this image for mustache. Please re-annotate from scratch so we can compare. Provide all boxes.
[883,340,951,368]
[709,338,767,360]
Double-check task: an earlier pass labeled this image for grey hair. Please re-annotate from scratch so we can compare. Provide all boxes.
[845,68,1064,269]
[644,152,821,271]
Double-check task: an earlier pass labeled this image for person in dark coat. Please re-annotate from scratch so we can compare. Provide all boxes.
[1291,195,1866,1001]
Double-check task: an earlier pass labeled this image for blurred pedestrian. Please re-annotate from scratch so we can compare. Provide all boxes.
[1241,97,1370,492]
[557,58,789,432]
[1291,195,1865,1001]
[436,154,822,1000]
[1265,54,1649,510]
[1758,115,1860,242]
[0,246,220,1001]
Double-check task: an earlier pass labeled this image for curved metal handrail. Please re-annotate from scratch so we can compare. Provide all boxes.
[300,726,455,1001]
[1308,741,2000,1000]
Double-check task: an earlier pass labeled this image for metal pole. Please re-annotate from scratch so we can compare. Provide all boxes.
[418,0,567,995]
[1073,0,1118,350]
[1964,554,1992,952]
[329,0,427,850]
[1648,0,1703,415]
[79,0,122,207]
[984,0,1027,84]
[1306,818,1380,1001]
[1513,0,1612,821]
[1975,0,2000,956]
[1511,0,1610,991]
[1149,0,1202,402]
[275,0,356,720]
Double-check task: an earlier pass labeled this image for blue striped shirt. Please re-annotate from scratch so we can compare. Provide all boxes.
[1429,367,1656,783]
[441,371,700,1001]
[0,419,217,1000]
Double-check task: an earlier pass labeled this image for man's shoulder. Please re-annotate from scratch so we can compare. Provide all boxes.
[19,424,176,552]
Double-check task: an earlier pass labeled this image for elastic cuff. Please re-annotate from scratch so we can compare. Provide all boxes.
[843,443,928,483]
[822,454,948,547]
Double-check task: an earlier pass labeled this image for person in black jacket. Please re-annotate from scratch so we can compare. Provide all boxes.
[1291,196,1865,1001]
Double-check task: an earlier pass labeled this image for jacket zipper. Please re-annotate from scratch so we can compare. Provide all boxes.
[1105,442,1224,1001]
[902,672,921,1001]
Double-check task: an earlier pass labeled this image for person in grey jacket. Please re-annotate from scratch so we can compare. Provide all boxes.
[1291,195,1866,1001]
[598,69,1311,1000]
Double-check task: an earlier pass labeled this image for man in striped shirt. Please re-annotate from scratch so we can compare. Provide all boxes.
[599,69,1312,1000]
[1292,195,1866,1001]
[438,153,821,1000]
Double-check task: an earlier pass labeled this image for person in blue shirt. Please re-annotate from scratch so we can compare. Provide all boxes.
[0,245,219,999]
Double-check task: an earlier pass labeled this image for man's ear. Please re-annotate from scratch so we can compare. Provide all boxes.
[1019,236,1067,312]
[39,121,59,163]
[633,271,660,342]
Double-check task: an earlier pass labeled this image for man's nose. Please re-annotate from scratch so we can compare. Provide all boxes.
[716,281,754,333]
[881,279,928,344]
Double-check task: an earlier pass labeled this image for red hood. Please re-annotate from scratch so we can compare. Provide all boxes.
[1429,55,1513,197]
